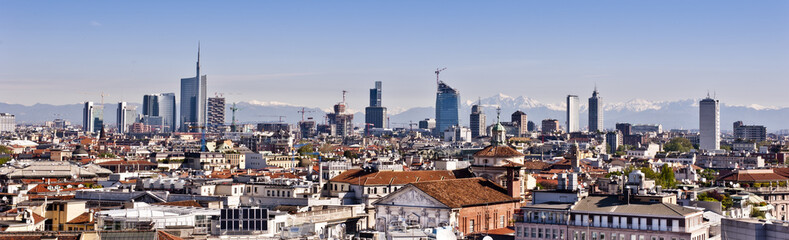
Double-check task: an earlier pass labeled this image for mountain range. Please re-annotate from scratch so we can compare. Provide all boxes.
[3,94,788,132]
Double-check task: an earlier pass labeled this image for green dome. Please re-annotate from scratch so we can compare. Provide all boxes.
[492,122,505,131]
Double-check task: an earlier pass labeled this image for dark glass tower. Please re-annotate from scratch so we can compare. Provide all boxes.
[180,44,207,132]
[364,81,387,128]
[588,87,603,132]
[435,81,459,135]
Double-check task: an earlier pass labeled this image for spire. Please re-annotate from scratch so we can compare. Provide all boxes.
[496,106,501,123]
[196,41,201,77]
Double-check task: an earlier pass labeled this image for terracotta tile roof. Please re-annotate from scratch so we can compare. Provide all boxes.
[473,145,524,158]
[522,161,551,170]
[66,212,92,224]
[31,212,46,224]
[0,236,79,240]
[773,168,789,178]
[157,230,184,240]
[154,200,203,208]
[410,178,520,208]
[716,169,789,183]
[330,169,458,186]
[97,160,157,166]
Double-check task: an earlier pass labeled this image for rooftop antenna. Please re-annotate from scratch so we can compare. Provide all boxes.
[706,90,710,98]
[341,90,347,104]
[478,96,482,106]
[434,67,447,85]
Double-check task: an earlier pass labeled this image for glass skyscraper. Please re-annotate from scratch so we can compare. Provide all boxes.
[83,101,103,133]
[435,81,459,135]
[588,87,603,132]
[180,46,207,132]
[143,93,176,132]
[365,81,387,128]
[699,95,720,151]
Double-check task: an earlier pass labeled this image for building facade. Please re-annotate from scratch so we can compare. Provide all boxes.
[180,46,207,132]
[470,104,486,138]
[0,113,15,132]
[82,101,103,133]
[142,93,176,132]
[365,81,387,129]
[435,81,460,136]
[512,110,528,136]
[699,96,720,151]
[207,97,225,133]
[116,102,137,133]
[733,121,766,142]
[588,88,603,132]
[566,95,580,133]
[542,119,560,135]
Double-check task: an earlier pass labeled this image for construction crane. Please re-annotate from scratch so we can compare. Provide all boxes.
[188,123,222,152]
[297,108,315,122]
[229,103,241,132]
[434,67,447,85]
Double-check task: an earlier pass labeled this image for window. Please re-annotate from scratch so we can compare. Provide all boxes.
[592,232,597,240]
[600,233,605,240]
[469,220,475,233]
[553,229,558,239]
[532,228,536,238]
[500,215,505,228]
[639,235,645,240]
[516,226,521,237]
[539,228,543,238]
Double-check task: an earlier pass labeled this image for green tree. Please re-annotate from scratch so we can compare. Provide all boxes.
[664,137,693,152]
[0,146,11,154]
[343,150,358,159]
[0,157,10,165]
[658,164,676,188]
[297,144,314,155]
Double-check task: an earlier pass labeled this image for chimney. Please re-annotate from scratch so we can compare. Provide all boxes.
[506,167,521,199]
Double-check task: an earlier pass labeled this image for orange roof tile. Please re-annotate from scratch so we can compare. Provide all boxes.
[330,169,458,186]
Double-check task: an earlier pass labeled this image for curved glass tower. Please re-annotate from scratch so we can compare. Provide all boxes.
[435,81,459,136]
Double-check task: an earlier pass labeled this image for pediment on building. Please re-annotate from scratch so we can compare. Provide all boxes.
[375,186,449,209]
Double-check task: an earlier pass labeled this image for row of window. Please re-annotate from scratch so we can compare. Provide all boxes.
[515,227,695,240]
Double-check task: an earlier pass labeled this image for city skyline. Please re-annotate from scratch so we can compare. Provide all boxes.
[1,1,788,109]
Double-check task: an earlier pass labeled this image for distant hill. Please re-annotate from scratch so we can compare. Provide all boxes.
[3,94,789,132]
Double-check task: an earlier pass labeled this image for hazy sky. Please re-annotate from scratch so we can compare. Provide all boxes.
[1,1,788,110]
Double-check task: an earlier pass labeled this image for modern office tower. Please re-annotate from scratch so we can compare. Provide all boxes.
[699,95,720,151]
[469,103,486,138]
[605,131,623,154]
[83,102,104,133]
[615,123,632,136]
[419,118,436,130]
[327,92,354,137]
[365,81,387,128]
[0,113,14,132]
[435,81,459,136]
[541,119,560,135]
[142,93,176,132]
[207,97,225,133]
[527,121,536,132]
[511,110,527,136]
[588,87,603,132]
[733,121,766,142]
[116,102,137,133]
[180,45,207,132]
[566,95,580,133]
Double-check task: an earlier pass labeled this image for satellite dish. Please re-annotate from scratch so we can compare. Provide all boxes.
[482,236,493,240]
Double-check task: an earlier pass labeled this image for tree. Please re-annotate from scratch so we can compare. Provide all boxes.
[0,145,12,154]
[343,150,358,159]
[0,157,10,165]
[297,144,314,155]
[664,137,693,152]
[658,164,676,188]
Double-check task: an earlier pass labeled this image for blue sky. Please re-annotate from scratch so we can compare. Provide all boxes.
[1,1,787,110]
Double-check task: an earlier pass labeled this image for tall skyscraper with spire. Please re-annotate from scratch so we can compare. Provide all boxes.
[699,93,720,151]
[588,86,603,132]
[180,44,207,132]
